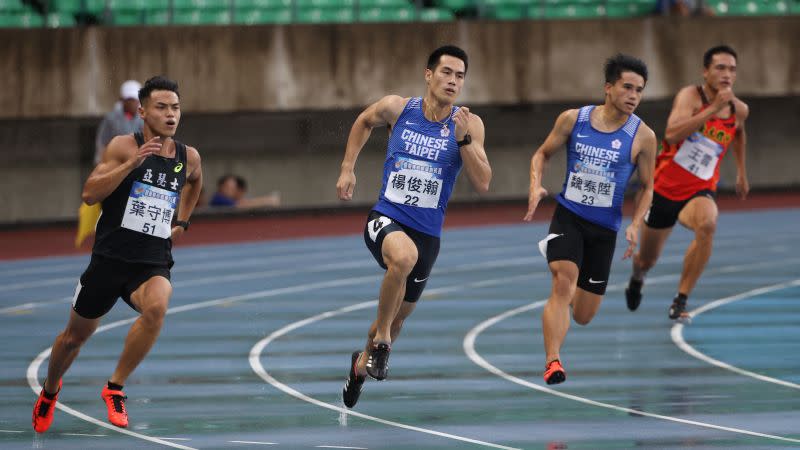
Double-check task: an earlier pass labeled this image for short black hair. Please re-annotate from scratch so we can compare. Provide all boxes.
[703,45,737,68]
[139,75,179,104]
[217,174,247,191]
[604,53,648,85]
[427,45,468,74]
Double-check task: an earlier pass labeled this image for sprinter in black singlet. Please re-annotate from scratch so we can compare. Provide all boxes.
[33,76,203,432]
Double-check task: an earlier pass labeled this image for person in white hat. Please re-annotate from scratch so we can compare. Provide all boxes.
[94,80,144,165]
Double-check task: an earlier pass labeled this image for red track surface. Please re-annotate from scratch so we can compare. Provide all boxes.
[1,193,797,261]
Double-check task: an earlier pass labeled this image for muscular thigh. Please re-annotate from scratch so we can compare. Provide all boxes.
[678,194,718,231]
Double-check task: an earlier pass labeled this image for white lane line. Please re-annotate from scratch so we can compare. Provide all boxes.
[316,446,368,449]
[156,437,193,441]
[0,429,24,433]
[672,279,800,390]
[463,288,800,444]
[0,297,72,315]
[228,440,278,445]
[249,274,534,450]
[62,433,108,437]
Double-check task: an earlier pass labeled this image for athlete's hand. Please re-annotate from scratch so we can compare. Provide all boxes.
[337,170,356,201]
[736,173,749,200]
[711,87,735,113]
[453,106,471,142]
[135,137,162,167]
[523,186,548,222]
[623,223,639,260]
[170,225,185,240]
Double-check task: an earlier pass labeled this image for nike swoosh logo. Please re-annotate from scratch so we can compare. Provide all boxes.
[405,121,417,125]
[577,133,589,138]
[588,278,605,284]
[413,277,428,283]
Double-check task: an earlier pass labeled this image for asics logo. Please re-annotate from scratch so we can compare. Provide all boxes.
[588,278,605,284]
[413,277,428,283]
[577,133,589,138]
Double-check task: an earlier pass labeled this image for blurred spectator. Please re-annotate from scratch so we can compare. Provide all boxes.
[656,0,714,16]
[76,80,145,248]
[209,174,281,209]
[94,80,144,164]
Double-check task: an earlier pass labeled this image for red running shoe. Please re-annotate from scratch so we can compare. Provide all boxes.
[544,359,566,385]
[32,379,62,433]
[101,386,129,428]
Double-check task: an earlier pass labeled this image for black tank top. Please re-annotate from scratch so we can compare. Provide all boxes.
[93,132,188,265]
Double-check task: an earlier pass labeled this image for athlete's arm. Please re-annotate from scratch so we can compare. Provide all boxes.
[663,86,732,145]
[172,147,203,239]
[454,109,491,193]
[523,109,577,221]
[82,134,162,205]
[732,100,750,200]
[336,95,407,201]
[623,124,657,259]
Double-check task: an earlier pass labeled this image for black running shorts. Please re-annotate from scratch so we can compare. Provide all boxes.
[543,204,617,295]
[644,190,716,229]
[71,254,171,319]
[363,210,440,303]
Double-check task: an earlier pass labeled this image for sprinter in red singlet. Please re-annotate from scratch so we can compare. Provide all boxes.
[625,45,750,320]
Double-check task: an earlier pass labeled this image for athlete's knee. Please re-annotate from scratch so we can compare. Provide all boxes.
[58,327,92,350]
[551,275,576,301]
[572,311,594,326]
[387,249,418,275]
[139,300,168,327]
[695,219,717,239]
[635,252,658,271]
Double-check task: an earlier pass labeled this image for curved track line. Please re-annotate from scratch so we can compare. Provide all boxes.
[249,275,536,450]
[464,296,800,444]
[671,278,800,390]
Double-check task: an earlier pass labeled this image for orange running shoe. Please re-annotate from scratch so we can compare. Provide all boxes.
[32,379,62,433]
[543,359,566,385]
[101,386,129,428]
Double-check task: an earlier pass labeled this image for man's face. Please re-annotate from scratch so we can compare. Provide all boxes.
[704,52,737,91]
[122,98,140,115]
[425,55,466,103]
[140,90,180,137]
[605,71,645,115]
[220,178,239,199]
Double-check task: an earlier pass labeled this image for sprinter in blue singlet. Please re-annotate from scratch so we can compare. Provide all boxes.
[336,45,492,408]
[523,54,658,385]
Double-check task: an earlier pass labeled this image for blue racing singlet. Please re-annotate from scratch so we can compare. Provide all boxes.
[556,105,640,232]
[373,97,463,237]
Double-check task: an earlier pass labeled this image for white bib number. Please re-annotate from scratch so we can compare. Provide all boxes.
[673,132,723,180]
[564,172,615,208]
[384,158,443,209]
[121,181,178,239]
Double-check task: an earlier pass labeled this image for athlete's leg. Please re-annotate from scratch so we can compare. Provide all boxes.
[676,195,718,296]
[571,288,604,326]
[632,224,674,280]
[110,276,172,385]
[357,301,417,374]
[542,260,579,364]
[371,231,418,346]
[44,310,100,394]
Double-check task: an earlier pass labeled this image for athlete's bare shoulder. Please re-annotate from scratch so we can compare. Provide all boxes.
[733,97,749,121]
[104,134,138,162]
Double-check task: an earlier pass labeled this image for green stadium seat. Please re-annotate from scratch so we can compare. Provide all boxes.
[173,8,232,24]
[172,0,232,8]
[359,0,410,7]
[108,0,170,12]
[112,11,146,25]
[233,0,292,9]
[790,0,800,13]
[358,6,415,21]
[0,12,44,27]
[543,2,604,18]
[436,0,478,12]
[234,7,292,23]
[489,3,526,18]
[762,0,789,14]
[46,11,77,26]
[49,0,105,14]
[0,0,25,12]
[296,0,355,8]
[419,6,456,20]
[145,9,170,24]
[296,7,355,22]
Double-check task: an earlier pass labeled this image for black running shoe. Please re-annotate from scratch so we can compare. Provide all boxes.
[365,343,391,381]
[668,296,689,320]
[625,278,643,311]
[342,351,366,408]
